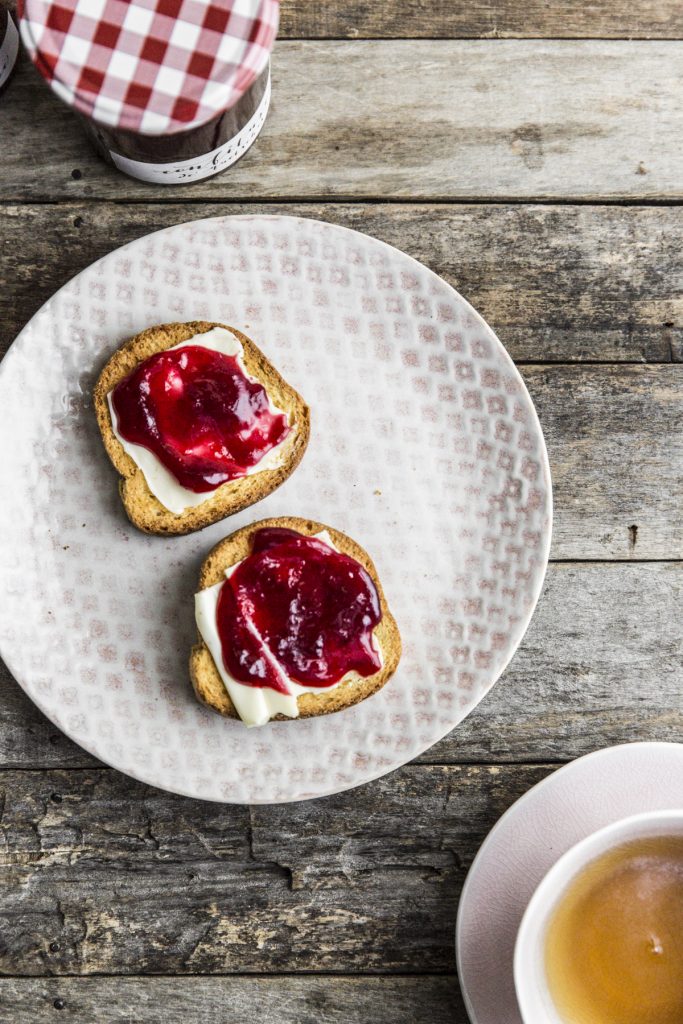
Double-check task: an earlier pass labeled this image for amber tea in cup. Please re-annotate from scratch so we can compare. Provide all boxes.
[544,834,683,1024]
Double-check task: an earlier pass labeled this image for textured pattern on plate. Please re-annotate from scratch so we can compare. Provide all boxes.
[0,216,551,803]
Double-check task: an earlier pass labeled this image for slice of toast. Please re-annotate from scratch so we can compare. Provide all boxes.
[93,321,310,535]
[190,516,402,722]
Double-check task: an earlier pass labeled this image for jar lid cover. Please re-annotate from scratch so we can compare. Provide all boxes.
[19,0,278,135]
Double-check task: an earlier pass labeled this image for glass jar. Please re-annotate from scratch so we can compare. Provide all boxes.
[0,10,19,97]
[19,0,278,184]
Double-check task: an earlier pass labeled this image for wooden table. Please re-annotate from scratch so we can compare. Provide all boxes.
[1,2,682,1020]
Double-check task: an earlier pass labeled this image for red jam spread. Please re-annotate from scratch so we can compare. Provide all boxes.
[216,528,383,692]
[111,343,289,493]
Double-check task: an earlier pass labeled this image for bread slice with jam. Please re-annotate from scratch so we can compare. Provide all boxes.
[93,321,310,535]
[190,516,402,725]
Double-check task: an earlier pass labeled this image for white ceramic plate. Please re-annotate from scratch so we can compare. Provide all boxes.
[456,742,683,1024]
[0,215,551,803]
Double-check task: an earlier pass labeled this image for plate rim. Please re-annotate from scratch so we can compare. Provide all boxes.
[0,213,553,803]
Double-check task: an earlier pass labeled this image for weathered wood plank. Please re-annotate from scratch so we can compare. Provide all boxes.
[3,41,683,201]
[280,0,683,40]
[5,0,683,39]
[2,202,681,364]
[522,364,683,560]
[0,764,552,975]
[0,976,465,1024]
[0,564,679,771]
[286,1,683,40]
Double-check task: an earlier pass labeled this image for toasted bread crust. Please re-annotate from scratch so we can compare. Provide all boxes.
[190,516,402,722]
[93,321,310,535]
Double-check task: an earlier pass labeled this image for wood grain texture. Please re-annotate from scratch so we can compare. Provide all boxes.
[0,764,552,975]
[4,0,683,39]
[0,564,679,771]
[3,41,683,202]
[522,364,683,560]
[278,0,683,40]
[0,976,464,1024]
[2,202,682,364]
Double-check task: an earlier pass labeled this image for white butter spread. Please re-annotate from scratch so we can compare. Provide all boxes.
[107,327,292,515]
[194,531,383,727]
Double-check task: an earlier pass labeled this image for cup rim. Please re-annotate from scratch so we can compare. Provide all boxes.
[513,807,683,1024]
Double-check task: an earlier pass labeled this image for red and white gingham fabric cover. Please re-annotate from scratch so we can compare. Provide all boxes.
[19,0,279,135]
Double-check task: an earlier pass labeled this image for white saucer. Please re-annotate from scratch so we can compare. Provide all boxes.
[456,742,683,1024]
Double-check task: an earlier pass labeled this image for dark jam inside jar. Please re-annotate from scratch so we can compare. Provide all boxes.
[81,64,270,183]
[216,528,383,693]
[110,342,290,493]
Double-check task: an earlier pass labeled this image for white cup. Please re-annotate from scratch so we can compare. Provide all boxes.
[513,809,683,1024]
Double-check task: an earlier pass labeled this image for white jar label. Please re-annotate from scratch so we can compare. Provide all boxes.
[0,16,19,90]
[109,74,271,185]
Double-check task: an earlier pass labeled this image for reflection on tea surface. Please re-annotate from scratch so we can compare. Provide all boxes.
[545,835,683,1024]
